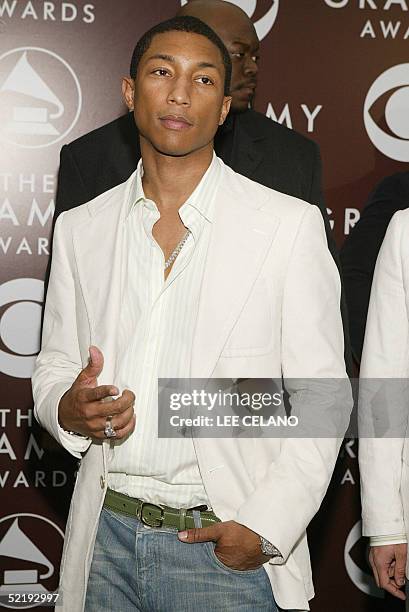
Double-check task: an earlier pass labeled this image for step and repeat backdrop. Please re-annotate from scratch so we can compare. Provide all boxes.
[1,1,408,610]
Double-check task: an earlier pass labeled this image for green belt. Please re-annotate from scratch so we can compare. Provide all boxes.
[104,488,221,530]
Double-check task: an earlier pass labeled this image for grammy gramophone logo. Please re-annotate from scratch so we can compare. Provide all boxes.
[0,47,82,149]
[0,513,64,609]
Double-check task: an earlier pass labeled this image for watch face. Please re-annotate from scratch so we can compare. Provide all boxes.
[260,537,280,557]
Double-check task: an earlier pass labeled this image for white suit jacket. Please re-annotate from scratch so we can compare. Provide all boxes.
[359,210,409,575]
[33,157,351,611]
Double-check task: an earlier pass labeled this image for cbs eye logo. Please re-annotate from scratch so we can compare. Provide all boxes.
[344,520,383,599]
[0,278,44,379]
[179,0,279,40]
[364,63,409,162]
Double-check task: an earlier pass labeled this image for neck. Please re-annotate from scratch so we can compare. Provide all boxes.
[140,138,214,211]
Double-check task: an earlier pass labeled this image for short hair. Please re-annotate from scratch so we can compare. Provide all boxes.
[129,16,231,95]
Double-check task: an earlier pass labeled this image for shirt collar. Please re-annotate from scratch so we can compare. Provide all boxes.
[127,151,221,223]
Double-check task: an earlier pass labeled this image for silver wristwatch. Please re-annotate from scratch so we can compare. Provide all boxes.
[260,536,281,558]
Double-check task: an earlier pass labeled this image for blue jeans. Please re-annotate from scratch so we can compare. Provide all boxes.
[85,507,278,612]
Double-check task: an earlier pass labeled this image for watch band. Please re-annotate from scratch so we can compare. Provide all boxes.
[259,535,282,558]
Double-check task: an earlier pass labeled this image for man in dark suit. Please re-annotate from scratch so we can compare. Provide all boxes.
[340,171,409,364]
[53,0,352,372]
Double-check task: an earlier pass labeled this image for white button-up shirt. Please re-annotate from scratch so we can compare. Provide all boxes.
[106,154,222,507]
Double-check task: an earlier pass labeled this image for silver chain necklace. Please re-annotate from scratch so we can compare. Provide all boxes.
[164,229,191,270]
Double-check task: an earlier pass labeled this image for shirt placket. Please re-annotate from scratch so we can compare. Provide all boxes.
[137,202,165,436]
[137,203,196,466]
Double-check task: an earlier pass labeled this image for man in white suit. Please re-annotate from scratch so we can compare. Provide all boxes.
[359,210,409,607]
[33,15,351,612]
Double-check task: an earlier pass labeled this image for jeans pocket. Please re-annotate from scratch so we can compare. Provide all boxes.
[205,542,265,575]
[102,506,138,533]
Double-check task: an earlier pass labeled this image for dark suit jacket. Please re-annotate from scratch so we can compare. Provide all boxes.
[340,171,409,364]
[52,109,352,372]
[56,110,327,226]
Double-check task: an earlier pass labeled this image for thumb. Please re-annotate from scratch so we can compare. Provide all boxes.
[77,346,104,386]
[178,525,220,544]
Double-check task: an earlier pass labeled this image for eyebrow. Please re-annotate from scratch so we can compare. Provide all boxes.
[146,53,174,63]
[146,54,219,70]
[230,40,260,51]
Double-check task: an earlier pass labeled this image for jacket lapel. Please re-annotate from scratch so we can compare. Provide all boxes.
[71,162,280,382]
[190,173,280,379]
[72,175,135,382]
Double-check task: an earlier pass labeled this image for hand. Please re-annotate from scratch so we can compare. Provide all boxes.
[178,520,271,570]
[369,544,407,600]
[58,346,136,440]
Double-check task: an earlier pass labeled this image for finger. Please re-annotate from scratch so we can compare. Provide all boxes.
[121,389,136,404]
[383,582,406,601]
[378,565,405,600]
[76,346,104,386]
[390,578,403,591]
[111,413,136,440]
[378,563,392,591]
[100,390,136,417]
[80,385,119,404]
[105,403,135,432]
[92,413,136,440]
[372,563,380,589]
[369,547,392,589]
[394,549,407,588]
[178,524,220,543]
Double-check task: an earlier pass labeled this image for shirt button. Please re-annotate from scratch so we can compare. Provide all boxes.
[100,475,105,489]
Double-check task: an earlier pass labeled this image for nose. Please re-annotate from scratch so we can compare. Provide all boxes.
[243,55,258,78]
[167,77,191,106]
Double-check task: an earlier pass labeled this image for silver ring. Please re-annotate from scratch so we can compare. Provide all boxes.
[104,416,116,438]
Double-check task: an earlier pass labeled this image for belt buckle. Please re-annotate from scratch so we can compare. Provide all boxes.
[140,502,164,528]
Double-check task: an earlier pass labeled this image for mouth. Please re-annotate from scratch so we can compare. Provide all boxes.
[159,115,193,130]
[236,82,257,96]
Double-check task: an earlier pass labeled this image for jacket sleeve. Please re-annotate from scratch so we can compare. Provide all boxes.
[308,143,353,375]
[43,145,90,303]
[359,211,409,537]
[32,211,91,459]
[236,205,352,562]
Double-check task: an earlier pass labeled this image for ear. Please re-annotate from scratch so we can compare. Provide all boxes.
[218,96,232,125]
[122,77,135,111]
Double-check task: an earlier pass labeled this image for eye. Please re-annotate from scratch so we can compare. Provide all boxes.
[364,63,409,162]
[152,68,169,77]
[251,55,260,63]
[230,52,244,60]
[196,76,214,85]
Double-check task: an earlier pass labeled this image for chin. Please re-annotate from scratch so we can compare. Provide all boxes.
[153,144,195,158]
[231,103,249,114]
[231,98,252,114]
[152,135,212,158]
